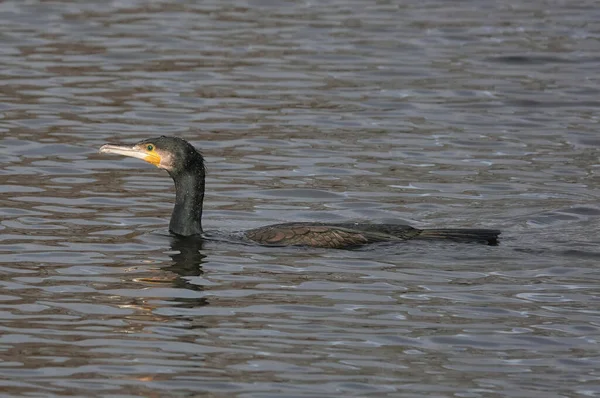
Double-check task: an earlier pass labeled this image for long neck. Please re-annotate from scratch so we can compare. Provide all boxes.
[169,165,205,236]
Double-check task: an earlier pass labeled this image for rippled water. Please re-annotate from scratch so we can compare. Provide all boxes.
[2,0,600,396]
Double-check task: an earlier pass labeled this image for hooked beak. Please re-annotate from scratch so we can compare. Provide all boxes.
[99,144,161,167]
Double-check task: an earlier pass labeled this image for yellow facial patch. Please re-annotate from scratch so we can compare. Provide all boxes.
[143,151,162,167]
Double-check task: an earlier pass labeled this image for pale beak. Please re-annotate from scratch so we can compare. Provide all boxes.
[99,144,161,166]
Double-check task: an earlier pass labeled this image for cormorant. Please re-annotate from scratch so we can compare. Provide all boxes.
[99,136,500,249]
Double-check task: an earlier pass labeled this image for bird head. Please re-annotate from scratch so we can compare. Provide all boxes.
[99,136,204,175]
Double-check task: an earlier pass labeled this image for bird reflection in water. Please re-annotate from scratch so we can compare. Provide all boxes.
[132,236,209,308]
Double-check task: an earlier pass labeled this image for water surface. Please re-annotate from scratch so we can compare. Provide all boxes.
[2,1,600,396]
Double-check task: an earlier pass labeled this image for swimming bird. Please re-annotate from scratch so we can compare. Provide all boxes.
[99,136,500,248]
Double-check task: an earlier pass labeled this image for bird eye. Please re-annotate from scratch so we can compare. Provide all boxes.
[146,144,154,151]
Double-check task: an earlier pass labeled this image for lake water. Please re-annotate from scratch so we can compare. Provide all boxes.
[1,1,600,396]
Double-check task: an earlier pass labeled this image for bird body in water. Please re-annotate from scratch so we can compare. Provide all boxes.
[99,136,500,249]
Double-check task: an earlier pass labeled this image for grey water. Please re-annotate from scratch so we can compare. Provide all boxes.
[1,1,600,397]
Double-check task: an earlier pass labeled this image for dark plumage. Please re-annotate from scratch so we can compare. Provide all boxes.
[100,136,500,249]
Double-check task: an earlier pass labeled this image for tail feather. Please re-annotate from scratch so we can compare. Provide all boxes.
[418,228,500,245]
